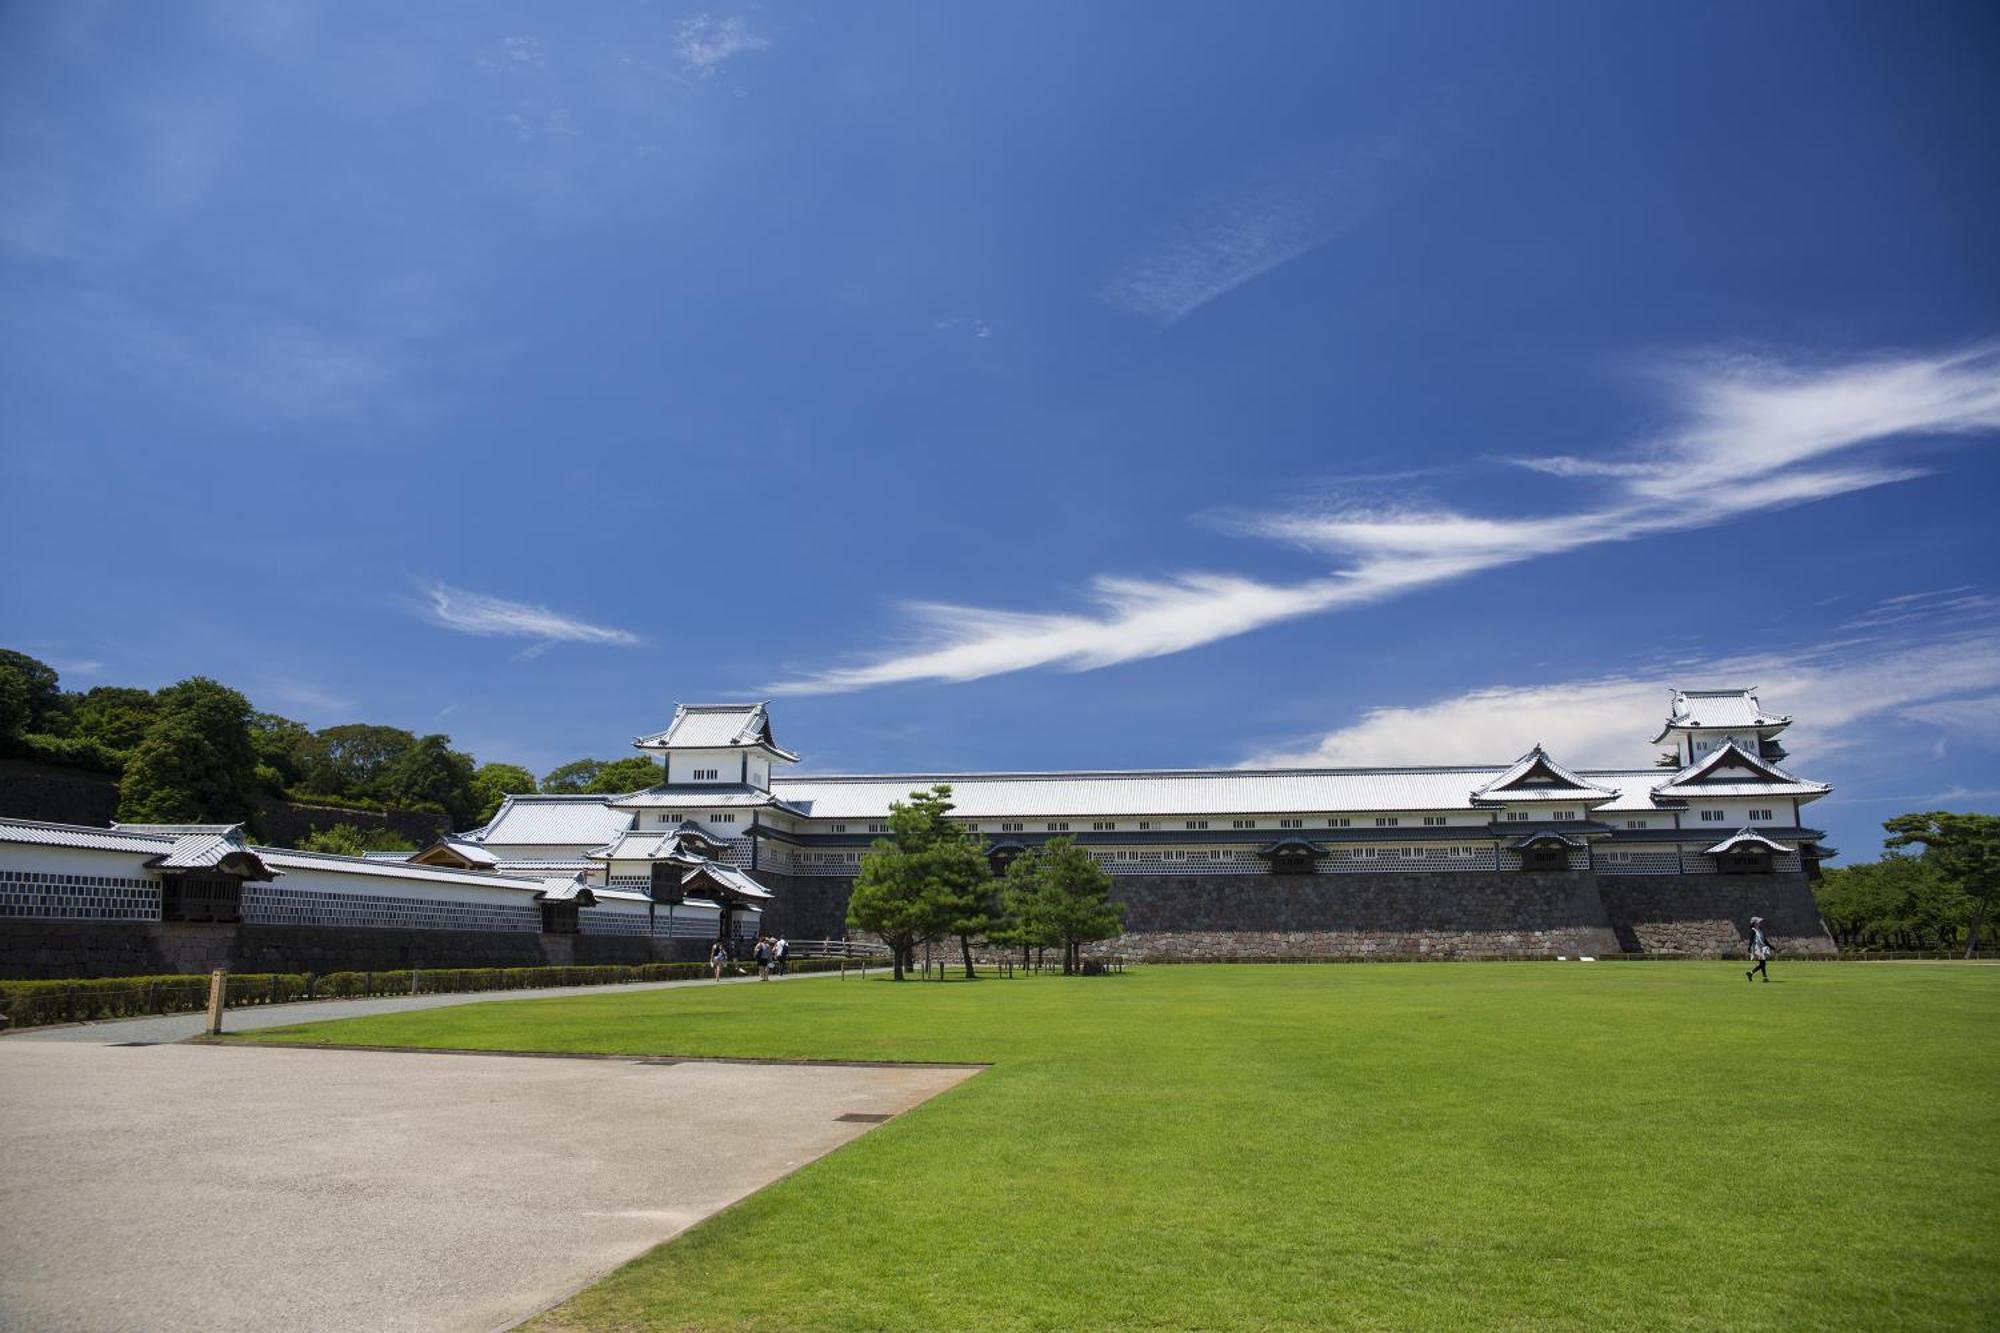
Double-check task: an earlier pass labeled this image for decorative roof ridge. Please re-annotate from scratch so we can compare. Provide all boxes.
[1654,739,1818,790]
[774,763,1537,784]
[0,814,174,843]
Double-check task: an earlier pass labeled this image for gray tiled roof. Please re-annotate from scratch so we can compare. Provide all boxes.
[475,796,635,847]
[1469,747,1617,805]
[633,703,799,760]
[0,817,177,854]
[605,785,792,811]
[1653,688,1791,740]
[1653,742,1829,800]
[770,764,1632,820]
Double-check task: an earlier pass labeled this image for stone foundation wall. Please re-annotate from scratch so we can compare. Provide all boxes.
[761,866,1831,960]
[0,920,711,980]
[1597,873,1835,957]
[750,870,856,940]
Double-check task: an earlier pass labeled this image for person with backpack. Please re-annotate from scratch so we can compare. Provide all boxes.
[709,939,728,982]
[754,936,772,980]
[1745,916,1774,983]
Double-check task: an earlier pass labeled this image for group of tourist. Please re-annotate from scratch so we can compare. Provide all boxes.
[707,935,790,981]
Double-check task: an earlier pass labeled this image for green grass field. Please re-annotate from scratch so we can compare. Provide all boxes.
[243,963,1998,1331]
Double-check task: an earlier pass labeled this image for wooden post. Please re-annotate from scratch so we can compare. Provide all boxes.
[205,969,227,1035]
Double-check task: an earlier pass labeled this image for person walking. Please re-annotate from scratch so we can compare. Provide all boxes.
[709,939,728,982]
[754,936,772,980]
[775,935,789,977]
[1745,916,1773,983]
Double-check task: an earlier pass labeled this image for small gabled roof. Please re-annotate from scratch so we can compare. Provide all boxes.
[147,832,281,881]
[1653,741,1830,800]
[634,703,799,761]
[410,836,502,870]
[536,874,599,905]
[684,860,773,901]
[1507,831,1589,851]
[1704,828,1797,855]
[1469,746,1617,806]
[1653,688,1792,741]
[1255,836,1326,858]
[587,826,733,862]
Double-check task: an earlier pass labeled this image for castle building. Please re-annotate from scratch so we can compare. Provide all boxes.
[0,689,1839,977]
[411,690,1837,957]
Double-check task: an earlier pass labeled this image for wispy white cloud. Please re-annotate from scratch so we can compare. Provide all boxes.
[1243,631,2000,769]
[254,677,356,716]
[769,343,2000,695]
[1900,695,2000,748]
[935,315,992,340]
[674,14,770,75]
[417,581,641,648]
[476,36,545,73]
[1097,140,1415,328]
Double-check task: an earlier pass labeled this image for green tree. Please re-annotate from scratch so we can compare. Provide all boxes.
[541,757,607,793]
[471,762,538,824]
[584,755,666,794]
[0,662,29,742]
[846,785,981,980]
[297,723,418,798]
[376,734,478,827]
[1884,811,2000,958]
[1008,836,1124,975]
[69,686,158,753]
[297,823,418,856]
[117,677,261,826]
[0,649,66,735]
[1815,853,1960,950]
[248,712,314,794]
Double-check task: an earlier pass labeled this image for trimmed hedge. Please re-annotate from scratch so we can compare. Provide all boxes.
[0,956,862,1029]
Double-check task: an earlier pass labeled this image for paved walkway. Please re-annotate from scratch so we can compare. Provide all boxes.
[5,964,874,1045]
[0,994,971,1332]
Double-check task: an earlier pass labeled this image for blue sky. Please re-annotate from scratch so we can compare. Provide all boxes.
[3,1,1998,857]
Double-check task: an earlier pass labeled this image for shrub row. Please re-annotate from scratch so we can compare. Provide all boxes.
[0,732,128,775]
[0,956,862,1029]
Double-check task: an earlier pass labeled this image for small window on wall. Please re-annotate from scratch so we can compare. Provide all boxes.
[692,768,719,781]
[831,824,847,833]
[1000,822,1024,833]
[1092,821,1116,831]
[1504,812,1531,822]
[1329,817,1350,828]
[1375,817,1399,827]
[1137,821,1152,830]
[710,813,735,824]
[1422,816,1447,827]
[1186,820,1208,830]
[1552,811,1576,822]
[1626,820,1648,829]
[1047,822,1070,832]
[1749,808,1774,821]
[1232,819,1256,829]
[1279,818,1303,829]
[1700,809,1726,822]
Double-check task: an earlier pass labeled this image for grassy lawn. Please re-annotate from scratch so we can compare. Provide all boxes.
[242,963,1998,1330]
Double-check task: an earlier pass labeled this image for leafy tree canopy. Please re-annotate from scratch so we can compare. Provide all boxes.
[249,712,314,793]
[1883,811,2000,957]
[471,762,538,825]
[0,650,66,736]
[297,822,419,856]
[1003,836,1124,974]
[298,723,418,798]
[584,755,665,794]
[68,686,158,753]
[847,785,987,980]
[541,758,607,794]
[117,676,261,827]
[376,734,478,828]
